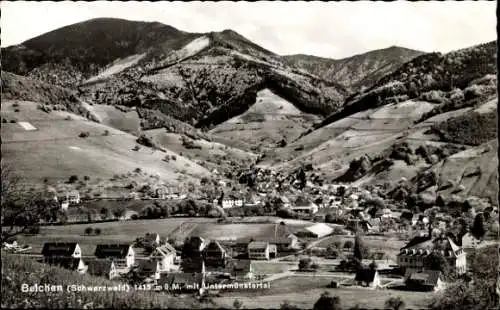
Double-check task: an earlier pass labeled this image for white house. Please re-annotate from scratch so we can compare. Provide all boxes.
[150,244,176,272]
[66,190,80,204]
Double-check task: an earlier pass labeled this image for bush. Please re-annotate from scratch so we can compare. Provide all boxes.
[94,228,102,235]
[10,119,17,123]
[79,131,90,138]
[14,108,20,112]
[132,145,141,151]
[2,118,7,123]
[65,115,72,121]
[103,130,110,136]
[84,227,94,235]
[68,175,79,183]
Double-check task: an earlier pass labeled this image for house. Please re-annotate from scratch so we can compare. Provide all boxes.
[296,223,333,239]
[42,242,81,260]
[248,241,276,260]
[221,197,244,209]
[404,269,445,291]
[397,236,466,274]
[60,201,69,211]
[461,233,481,251]
[150,244,176,272]
[289,197,319,216]
[156,188,167,199]
[45,257,87,274]
[66,190,80,204]
[355,268,381,289]
[94,244,135,269]
[229,259,253,280]
[182,236,207,258]
[136,260,161,281]
[86,259,119,279]
[202,240,230,267]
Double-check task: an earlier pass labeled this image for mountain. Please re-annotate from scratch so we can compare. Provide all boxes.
[282,46,425,92]
[263,41,497,202]
[1,18,200,88]
[2,18,348,134]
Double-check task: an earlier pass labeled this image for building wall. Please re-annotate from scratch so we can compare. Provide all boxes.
[72,245,82,258]
[248,248,269,260]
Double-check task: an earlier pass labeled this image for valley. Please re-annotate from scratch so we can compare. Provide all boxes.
[1,14,497,310]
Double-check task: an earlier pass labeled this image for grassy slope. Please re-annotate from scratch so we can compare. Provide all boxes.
[1,254,201,309]
[210,88,320,150]
[1,100,210,189]
[144,129,258,173]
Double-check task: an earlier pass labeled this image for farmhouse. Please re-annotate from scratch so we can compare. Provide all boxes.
[150,244,176,272]
[202,240,230,267]
[94,244,135,269]
[296,223,333,239]
[248,241,276,260]
[354,268,381,289]
[86,259,119,279]
[461,233,481,251]
[45,257,87,274]
[404,269,445,291]
[182,236,207,258]
[65,190,81,204]
[397,236,466,274]
[289,197,318,216]
[136,260,161,281]
[42,242,81,260]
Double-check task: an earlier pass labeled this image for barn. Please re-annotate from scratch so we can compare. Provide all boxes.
[296,223,333,239]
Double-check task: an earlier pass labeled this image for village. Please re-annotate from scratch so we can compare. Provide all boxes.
[3,166,497,305]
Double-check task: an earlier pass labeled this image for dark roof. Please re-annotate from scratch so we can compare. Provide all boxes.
[355,268,378,283]
[203,240,227,254]
[95,244,132,259]
[137,260,159,274]
[230,259,252,275]
[158,273,203,287]
[402,236,432,250]
[186,236,205,249]
[42,242,79,256]
[45,257,83,270]
[182,258,205,273]
[404,269,442,286]
[86,259,114,277]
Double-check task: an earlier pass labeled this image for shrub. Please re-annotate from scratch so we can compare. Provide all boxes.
[79,131,89,138]
[132,145,141,151]
[84,227,94,235]
[103,130,110,136]
[94,228,102,235]
[2,118,7,123]
[65,115,72,121]
[14,108,20,112]
[68,175,79,183]
[10,119,17,123]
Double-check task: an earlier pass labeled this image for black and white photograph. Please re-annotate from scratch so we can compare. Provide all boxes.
[1,1,498,309]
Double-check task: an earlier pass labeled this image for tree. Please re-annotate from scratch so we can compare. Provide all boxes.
[470,213,486,240]
[100,207,110,220]
[313,292,342,310]
[84,227,94,235]
[343,240,354,249]
[1,161,56,243]
[425,252,451,278]
[233,299,243,309]
[353,234,366,261]
[299,257,313,271]
[68,175,79,183]
[281,301,300,310]
[113,207,126,219]
[385,297,405,310]
[94,228,101,235]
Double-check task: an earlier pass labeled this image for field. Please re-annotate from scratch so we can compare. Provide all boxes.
[1,100,210,189]
[15,218,308,256]
[213,275,434,309]
[314,235,406,260]
[144,129,258,172]
[84,53,146,83]
[84,104,141,134]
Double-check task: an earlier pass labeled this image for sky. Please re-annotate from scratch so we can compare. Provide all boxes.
[1,1,497,59]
